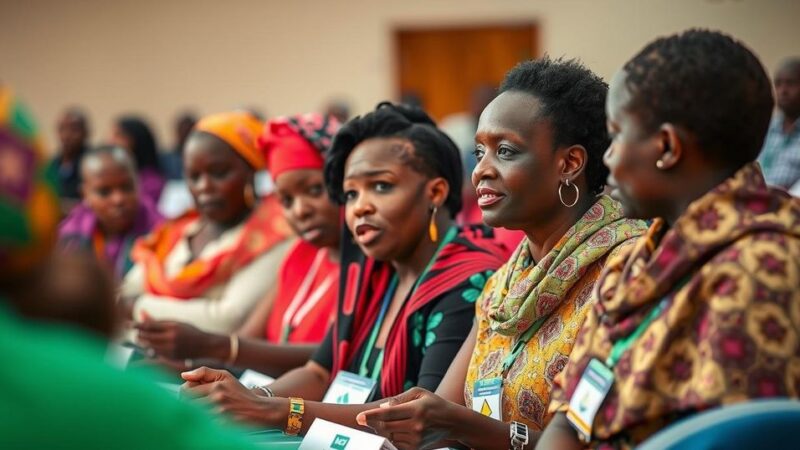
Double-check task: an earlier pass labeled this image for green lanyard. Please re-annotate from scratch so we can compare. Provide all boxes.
[499,316,548,378]
[604,298,667,369]
[357,225,458,380]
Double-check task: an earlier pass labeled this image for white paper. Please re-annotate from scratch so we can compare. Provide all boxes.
[299,419,396,450]
[239,369,275,388]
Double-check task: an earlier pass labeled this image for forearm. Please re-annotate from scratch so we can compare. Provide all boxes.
[535,413,582,450]
[266,364,329,400]
[237,340,317,378]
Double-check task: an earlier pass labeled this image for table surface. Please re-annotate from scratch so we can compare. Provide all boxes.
[249,430,303,449]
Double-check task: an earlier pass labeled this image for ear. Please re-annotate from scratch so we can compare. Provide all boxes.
[559,144,588,183]
[426,177,450,209]
[656,124,683,169]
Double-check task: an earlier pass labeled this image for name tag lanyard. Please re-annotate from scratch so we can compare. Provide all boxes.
[357,226,458,381]
[280,248,336,343]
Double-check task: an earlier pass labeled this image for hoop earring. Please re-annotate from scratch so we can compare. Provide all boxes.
[429,206,439,242]
[558,179,579,208]
[244,184,256,208]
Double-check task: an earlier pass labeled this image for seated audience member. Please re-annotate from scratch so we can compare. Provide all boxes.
[135,113,342,375]
[358,58,647,450]
[119,111,292,334]
[111,116,166,204]
[180,102,506,434]
[162,112,198,180]
[58,146,163,279]
[758,57,800,189]
[0,84,258,449]
[536,29,800,449]
[48,107,90,212]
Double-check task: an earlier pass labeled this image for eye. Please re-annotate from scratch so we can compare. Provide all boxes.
[374,181,393,193]
[279,195,293,209]
[96,187,111,197]
[308,184,324,197]
[497,145,518,158]
[209,167,229,180]
[343,190,357,202]
[473,146,485,161]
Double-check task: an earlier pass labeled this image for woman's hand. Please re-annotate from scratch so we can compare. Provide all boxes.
[135,319,218,360]
[356,387,459,450]
[181,366,287,427]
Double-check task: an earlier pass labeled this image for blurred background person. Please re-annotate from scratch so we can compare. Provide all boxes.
[758,57,800,190]
[58,146,163,280]
[161,111,198,181]
[48,107,90,213]
[111,116,166,205]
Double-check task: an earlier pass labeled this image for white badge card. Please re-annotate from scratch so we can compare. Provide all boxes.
[239,369,275,389]
[322,371,376,405]
[566,358,615,443]
[472,378,502,420]
[300,418,397,450]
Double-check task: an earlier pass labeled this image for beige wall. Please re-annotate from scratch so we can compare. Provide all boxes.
[2,0,798,152]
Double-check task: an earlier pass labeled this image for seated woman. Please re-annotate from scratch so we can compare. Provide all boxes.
[134,113,342,375]
[58,146,163,279]
[111,116,166,205]
[537,30,800,449]
[180,102,507,434]
[119,111,292,334]
[358,59,648,450]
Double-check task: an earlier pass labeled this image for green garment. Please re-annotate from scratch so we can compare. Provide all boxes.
[0,305,258,449]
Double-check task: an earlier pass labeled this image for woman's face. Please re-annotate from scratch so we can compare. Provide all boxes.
[275,168,341,249]
[472,91,565,230]
[342,137,441,262]
[183,133,253,225]
[81,155,139,235]
[603,71,667,219]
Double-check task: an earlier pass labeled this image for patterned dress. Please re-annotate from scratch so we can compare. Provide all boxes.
[549,163,800,448]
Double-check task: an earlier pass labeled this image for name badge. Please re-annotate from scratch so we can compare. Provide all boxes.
[239,369,275,389]
[566,358,615,443]
[322,371,376,405]
[472,378,502,420]
[300,418,396,450]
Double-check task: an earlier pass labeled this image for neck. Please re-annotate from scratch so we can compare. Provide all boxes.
[522,195,593,262]
[206,208,252,235]
[662,165,735,226]
[326,242,342,264]
[391,213,455,287]
[783,112,799,132]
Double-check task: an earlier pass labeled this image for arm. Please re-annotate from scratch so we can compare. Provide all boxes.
[535,413,583,450]
[237,286,277,338]
[434,321,477,405]
[133,240,291,333]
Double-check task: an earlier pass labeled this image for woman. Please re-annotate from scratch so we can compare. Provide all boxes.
[58,146,163,279]
[111,116,166,204]
[538,30,800,449]
[357,58,648,450]
[134,113,342,375]
[120,111,292,334]
[180,103,506,435]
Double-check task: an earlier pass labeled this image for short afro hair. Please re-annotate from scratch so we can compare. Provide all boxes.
[622,29,773,168]
[500,57,610,196]
[324,102,463,217]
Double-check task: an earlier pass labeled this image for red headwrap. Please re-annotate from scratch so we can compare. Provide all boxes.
[258,113,340,180]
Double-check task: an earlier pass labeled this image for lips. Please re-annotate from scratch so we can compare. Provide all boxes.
[476,186,506,207]
[354,222,382,246]
[300,227,323,242]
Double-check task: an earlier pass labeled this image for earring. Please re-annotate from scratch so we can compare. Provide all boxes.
[558,179,579,208]
[244,184,256,208]
[429,206,438,242]
[656,160,665,169]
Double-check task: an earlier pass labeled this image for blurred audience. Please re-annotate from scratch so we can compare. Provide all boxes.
[111,116,166,204]
[161,111,198,180]
[758,57,800,189]
[49,107,90,213]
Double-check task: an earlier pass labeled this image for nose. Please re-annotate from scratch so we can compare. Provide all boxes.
[349,190,375,218]
[109,188,127,206]
[291,196,313,221]
[471,153,498,187]
[194,174,212,194]
[602,143,615,169]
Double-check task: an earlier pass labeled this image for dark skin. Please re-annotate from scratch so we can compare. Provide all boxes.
[536,69,744,450]
[80,150,139,236]
[775,60,800,132]
[57,111,88,160]
[135,168,341,377]
[180,136,455,435]
[119,132,255,320]
[358,90,593,450]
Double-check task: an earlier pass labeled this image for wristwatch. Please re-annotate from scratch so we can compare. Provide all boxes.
[509,421,529,450]
[285,397,305,436]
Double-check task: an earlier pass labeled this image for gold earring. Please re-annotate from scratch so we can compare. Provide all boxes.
[244,184,256,208]
[429,206,438,242]
[656,160,665,169]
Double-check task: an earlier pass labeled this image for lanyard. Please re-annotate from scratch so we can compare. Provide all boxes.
[357,225,459,380]
[280,249,334,343]
[499,315,547,379]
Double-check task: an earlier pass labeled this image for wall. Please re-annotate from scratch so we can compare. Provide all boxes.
[1,0,798,151]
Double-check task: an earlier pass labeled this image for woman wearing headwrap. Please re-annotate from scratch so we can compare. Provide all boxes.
[120,111,292,334]
[135,113,342,376]
[0,85,258,449]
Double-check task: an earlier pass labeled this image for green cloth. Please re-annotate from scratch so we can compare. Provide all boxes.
[0,305,258,449]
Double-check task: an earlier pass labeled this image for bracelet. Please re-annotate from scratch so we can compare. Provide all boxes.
[285,397,304,436]
[227,334,239,366]
[256,386,274,397]
[509,421,529,450]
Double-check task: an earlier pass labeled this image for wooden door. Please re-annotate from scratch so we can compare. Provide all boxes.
[395,23,538,121]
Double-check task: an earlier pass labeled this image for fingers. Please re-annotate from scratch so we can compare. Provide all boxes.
[181,366,228,383]
[359,400,419,425]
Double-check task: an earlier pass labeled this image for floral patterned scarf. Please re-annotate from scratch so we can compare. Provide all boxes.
[550,162,800,448]
[487,195,647,336]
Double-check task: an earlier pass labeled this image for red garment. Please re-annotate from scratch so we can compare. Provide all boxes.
[258,114,340,180]
[265,240,339,344]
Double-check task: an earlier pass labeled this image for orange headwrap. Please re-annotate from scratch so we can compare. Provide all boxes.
[258,113,340,180]
[194,111,265,170]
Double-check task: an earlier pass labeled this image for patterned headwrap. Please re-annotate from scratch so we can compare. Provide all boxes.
[258,113,340,180]
[194,111,265,170]
[0,85,61,279]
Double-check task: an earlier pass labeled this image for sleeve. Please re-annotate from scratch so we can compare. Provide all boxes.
[120,261,146,298]
[132,240,292,333]
[414,277,480,392]
[309,325,335,372]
